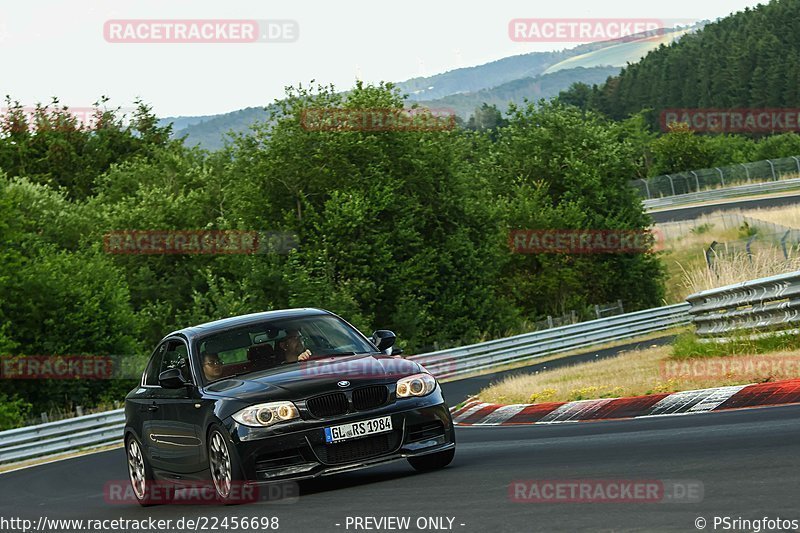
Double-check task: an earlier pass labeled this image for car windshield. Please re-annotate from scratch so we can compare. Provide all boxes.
[196,314,377,382]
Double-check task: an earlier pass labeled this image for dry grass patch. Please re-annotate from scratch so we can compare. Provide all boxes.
[478,344,800,405]
[678,249,800,296]
[657,203,800,302]
[739,204,800,229]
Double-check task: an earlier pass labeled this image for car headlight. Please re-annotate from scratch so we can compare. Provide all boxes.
[232,401,299,427]
[396,372,436,398]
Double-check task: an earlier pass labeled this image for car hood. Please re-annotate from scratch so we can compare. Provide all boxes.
[204,353,425,401]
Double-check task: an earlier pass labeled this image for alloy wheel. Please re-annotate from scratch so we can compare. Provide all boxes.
[209,431,232,498]
[127,438,146,500]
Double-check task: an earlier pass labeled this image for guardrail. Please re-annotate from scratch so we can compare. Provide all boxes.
[0,409,124,464]
[0,302,694,465]
[686,271,800,342]
[632,155,800,201]
[643,177,800,210]
[408,303,691,379]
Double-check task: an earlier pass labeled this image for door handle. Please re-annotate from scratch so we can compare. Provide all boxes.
[148,403,159,412]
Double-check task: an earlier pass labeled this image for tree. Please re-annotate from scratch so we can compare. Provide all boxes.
[481,101,665,314]
[650,123,713,175]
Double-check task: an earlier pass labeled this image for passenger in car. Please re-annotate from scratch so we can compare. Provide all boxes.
[202,352,224,380]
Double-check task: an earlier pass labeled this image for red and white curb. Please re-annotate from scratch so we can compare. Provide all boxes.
[448,378,800,426]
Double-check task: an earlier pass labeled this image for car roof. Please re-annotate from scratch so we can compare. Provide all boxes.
[166,308,332,342]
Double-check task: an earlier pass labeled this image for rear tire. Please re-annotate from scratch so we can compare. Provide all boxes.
[126,435,159,506]
[407,448,455,472]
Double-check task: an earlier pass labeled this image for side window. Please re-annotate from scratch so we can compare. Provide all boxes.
[161,340,192,384]
[143,343,167,386]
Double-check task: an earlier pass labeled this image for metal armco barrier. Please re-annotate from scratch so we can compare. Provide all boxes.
[643,177,800,210]
[633,155,800,202]
[686,271,800,342]
[0,409,124,464]
[0,304,692,465]
[408,303,691,380]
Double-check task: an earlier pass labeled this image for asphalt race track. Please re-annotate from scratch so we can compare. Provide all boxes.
[648,192,800,223]
[2,341,799,532]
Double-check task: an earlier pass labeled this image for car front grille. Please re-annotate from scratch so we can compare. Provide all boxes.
[306,392,349,417]
[352,385,389,410]
[306,385,391,418]
[313,431,400,464]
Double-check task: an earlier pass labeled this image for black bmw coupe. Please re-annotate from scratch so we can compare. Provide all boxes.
[124,308,456,505]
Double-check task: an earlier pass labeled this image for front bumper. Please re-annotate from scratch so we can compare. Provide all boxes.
[224,391,455,482]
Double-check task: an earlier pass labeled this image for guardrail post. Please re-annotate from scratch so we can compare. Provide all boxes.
[714,168,724,187]
[617,300,624,315]
[705,241,718,272]
[639,178,651,199]
[76,406,83,417]
[768,159,777,180]
[40,413,48,424]
[746,235,757,263]
[667,175,676,196]
[741,163,750,182]
[781,230,791,259]
[547,315,554,328]
[594,304,601,319]
[571,310,577,324]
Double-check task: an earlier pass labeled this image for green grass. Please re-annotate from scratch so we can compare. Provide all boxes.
[671,330,800,359]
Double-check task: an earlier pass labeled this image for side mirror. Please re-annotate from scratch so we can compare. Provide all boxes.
[159,368,189,389]
[371,330,397,352]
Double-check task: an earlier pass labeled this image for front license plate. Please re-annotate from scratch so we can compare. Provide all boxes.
[324,416,393,443]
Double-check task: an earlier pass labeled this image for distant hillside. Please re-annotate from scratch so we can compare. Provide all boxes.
[420,66,620,118]
[396,27,694,101]
[164,24,699,150]
[543,27,696,75]
[585,0,800,120]
[156,114,220,133]
[158,107,272,151]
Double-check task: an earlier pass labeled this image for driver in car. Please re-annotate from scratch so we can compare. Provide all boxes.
[276,329,312,363]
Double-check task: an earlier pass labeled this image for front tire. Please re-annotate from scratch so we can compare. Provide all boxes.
[208,426,244,504]
[126,435,159,506]
[407,448,455,472]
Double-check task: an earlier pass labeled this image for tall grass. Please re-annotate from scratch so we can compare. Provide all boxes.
[678,248,800,296]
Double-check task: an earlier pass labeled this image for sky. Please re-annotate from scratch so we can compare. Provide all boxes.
[0,0,768,117]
